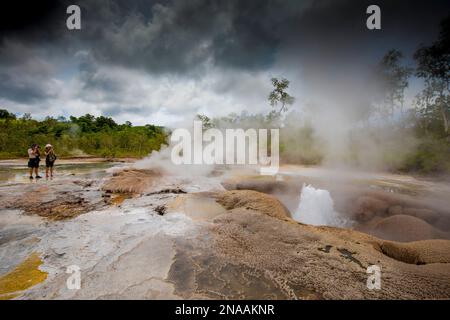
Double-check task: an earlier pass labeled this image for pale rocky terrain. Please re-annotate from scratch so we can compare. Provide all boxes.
[1,161,450,299]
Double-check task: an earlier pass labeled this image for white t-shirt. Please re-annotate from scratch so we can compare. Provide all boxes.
[28,148,36,159]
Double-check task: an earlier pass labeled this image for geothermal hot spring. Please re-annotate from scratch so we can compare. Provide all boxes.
[1,156,450,299]
[293,184,351,227]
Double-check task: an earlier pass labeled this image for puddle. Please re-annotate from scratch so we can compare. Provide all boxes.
[167,193,227,221]
[0,162,122,184]
[364,179,423,196]
[109,193,136,206]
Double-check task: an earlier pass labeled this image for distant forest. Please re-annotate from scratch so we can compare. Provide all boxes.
[0,111,167,158]
[197,16,450,174]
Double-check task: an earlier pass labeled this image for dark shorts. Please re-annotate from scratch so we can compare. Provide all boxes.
[28,158,40,168]
[46,160,55,168]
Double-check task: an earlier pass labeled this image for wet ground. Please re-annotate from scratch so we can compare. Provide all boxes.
[0,159,121,184]
[0,160,449,299]
[0,159,226,299]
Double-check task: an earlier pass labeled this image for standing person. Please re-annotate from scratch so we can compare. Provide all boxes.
[27,144,42,179]
[45,144,57,178]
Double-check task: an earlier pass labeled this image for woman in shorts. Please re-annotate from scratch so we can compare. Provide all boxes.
[27,144,42,179]
[45,144,57,178]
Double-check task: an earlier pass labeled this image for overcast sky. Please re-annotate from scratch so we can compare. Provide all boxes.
[0,0,449,126]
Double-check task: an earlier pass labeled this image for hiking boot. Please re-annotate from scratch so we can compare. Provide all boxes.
[29,176,34,179]
[35,175,42,179]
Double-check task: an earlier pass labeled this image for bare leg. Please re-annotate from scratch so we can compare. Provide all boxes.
[50,167,54,177]
[29,168,33,178]
[34,167,39,177]
[46,167,49,178]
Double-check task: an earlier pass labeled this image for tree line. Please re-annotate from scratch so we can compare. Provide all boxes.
[197,16,450,174]
[0,111,167,159]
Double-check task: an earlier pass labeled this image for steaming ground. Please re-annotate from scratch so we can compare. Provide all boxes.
[1,159,450,299]
[0,161,223,299]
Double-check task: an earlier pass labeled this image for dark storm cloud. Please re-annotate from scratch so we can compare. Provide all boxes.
[74,0,311,73]
[1,0,449,74]
[0,0,69,44]
[0,41,59,104]
[72,0,450,73]
[0,0,449,115]
[78,53,121,93]
[0,72,56,103]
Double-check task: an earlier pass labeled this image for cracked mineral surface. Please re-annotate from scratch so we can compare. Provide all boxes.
[1,160,450,299]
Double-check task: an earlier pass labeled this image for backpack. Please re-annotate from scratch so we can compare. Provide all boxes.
[48,152,57,162]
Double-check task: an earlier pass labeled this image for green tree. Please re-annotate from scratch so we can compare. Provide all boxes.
[196,114,214,130]
[377,50,412,118]
[0,109,16,120]
[70,114,95,132]
[0,109,167,159]
[95,116,118,131]
[414,16,450,134]
[268,78,295,114]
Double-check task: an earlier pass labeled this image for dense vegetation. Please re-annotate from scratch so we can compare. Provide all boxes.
[197,16,450,174]
[0,112,167,159]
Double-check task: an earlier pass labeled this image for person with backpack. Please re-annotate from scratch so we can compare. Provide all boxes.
[44,144,57,178]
